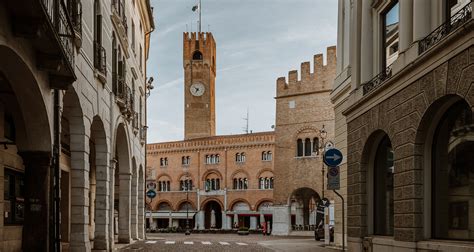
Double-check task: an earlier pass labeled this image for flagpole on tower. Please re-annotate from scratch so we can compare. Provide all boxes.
[199,0,202,33]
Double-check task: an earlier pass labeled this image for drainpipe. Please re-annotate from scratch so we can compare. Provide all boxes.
[52,89,61,252]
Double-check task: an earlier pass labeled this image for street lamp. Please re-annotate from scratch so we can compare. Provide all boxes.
[146,77,154,98]
[319,125,327,198]
[184,172,192,235]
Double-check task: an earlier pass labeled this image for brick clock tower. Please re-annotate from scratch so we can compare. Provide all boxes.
[183,32,217,140]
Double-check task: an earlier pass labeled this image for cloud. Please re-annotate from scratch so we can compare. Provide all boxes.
[147,0,338,143]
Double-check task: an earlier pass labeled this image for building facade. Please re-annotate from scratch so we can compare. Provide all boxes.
[336,0,474,251]
[0,0,154,251]
[147,32,274,232]
[272,47,338,236]
[146,133,275,231]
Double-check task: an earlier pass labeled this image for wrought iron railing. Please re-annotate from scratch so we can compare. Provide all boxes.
[140,126,147,144]
[94,41,107,75]
[362,65,393,95]
[112,0,128,32]
[419,2,472,54]
[40,0,75,72]
[132,112,139,130]
[68,0,82,38]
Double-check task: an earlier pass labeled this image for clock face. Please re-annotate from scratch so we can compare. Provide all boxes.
[190,83,205,96]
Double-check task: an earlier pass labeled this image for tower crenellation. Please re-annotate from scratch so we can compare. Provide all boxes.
[276,46,336,97]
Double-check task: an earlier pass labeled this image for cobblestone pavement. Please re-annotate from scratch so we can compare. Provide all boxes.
[118,233,335,252]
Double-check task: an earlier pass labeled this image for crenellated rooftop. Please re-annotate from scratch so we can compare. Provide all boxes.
[276,46,336,98]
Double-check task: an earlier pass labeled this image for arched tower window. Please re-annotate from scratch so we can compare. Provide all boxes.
[304,138,312,156]
[297,139,303,157]
[192,50,203,60]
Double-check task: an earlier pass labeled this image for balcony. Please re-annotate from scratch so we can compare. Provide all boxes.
[140,125,147,145]
[132,112,139,135]
[93,40,107,83]
[6,0,77,89]
[362,65,393,96]
[116,78,133,119]
[111,0,130,58]
[419,2,472,54]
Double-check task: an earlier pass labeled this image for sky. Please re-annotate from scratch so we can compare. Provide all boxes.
[147,0,338,143]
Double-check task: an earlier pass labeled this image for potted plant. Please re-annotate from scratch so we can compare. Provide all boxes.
[238,226,249,235]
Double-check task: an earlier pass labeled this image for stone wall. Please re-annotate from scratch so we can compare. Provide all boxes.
[346,46,474,243]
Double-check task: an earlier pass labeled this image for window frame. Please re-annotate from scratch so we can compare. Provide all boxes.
[4,168,25,225]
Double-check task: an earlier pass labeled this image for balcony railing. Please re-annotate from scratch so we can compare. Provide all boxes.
[40,0,76,85]
[419,2,472,54]
[116,79,134,118]
[112,0,128,32]
[68,0,82,46]
[140,126,147,145]
[94,41,107,76]
[362,65,393,96]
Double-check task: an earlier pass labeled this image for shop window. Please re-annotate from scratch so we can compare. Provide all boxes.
[373,135,394,236]
[432,100,474,240]
[4,169,24,225]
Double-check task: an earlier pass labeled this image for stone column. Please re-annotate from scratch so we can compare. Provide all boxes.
[168,211,172,228]
[233,213,238,227]
[336,0,344,74]
[399,0,413,52]
[118,172,132,243]
[108,159,117,250]
[210,209,216,228]
[250,216,257,230]
[69,133,92,252]
[222,211,227,230]
[413,0,431,41]
[19,152,51,252]
[360,0,373,83]
[138,174,145,239]
[198,211,205,230]
[226,214,232,230]
[130,171,138,239]
[295,205,304,226]
[93,151,110,250]
[272,205,291,236]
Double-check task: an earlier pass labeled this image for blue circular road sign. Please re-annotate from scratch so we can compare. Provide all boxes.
[146,190,157,199]
[323,148,343,167]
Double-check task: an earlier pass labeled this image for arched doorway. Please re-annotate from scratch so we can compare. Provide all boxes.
[289,187,320,230]
[203,200,222,229]
[0,46,52,251]
[177,201,196,229]
[114,123,132,243]
[89,116,109,250]
[417,97,474,240]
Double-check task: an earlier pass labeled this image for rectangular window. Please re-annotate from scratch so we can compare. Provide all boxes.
[132,21,135,53]
[382,2,399,68]
[4,169,24,225]
[139,45,143,71]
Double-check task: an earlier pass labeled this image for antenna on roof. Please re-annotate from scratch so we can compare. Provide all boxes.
[242,108,250,134]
